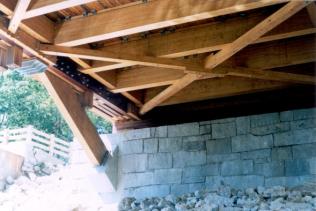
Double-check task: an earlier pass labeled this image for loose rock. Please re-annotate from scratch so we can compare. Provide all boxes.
[119,184,316,211]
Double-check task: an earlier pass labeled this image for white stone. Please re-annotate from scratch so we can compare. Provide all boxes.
[165,194,177,204]
[0,180,6,192]
[270,197,284,210]
[205,193,233,207]
[5,176,14,185]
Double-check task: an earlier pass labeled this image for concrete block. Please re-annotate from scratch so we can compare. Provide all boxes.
[183,140,206,151]
[205,176,222,190]
[171,183,205,196]
[285,159,310,176]
[236,116,250,135]
[300,175,316,184]
[253,158,271,164]
[120,154,147,173]
[223,175,264,189]
[280,110,293,122]
[204,163,220,176]
[171,184,189,196]
[148,153,172,169]
[200,120,211,125]
[159,137,182,152]
[182,164,219,184]
[293,108,316,120]
[151,126,168,138]
[232,134,273,152]
[271,147,292,161]
[182,166,205,183]
[153,169,182,184]
[206,138,231,154]
[309,158,316,174]
[221,160,253,176]
[89,148,119,193]
[291,119,316,130]
[274,128,316,146]
[241,149,271,160]
[123,172,154,188]
[125,185,170,199]
[254,161,284,177]
[200,124,211,135]
[144,138,158,153]
[120,140,143,155]
[265,176,302,188]
[250,122,290,136]
[292,143,316,159]
[183,134,211,142]
[168,123,199,137]
[212,122,236,139]
[173,151,206,168]
[207,153,240,163]
[115,128,151,141]
[250,113,279,128]
[211,117,236,124]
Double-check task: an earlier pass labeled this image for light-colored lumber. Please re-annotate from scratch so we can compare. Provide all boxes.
[113,67,185,93]
[24,0,97,19]
[121,92,144,107]
[40,44,189,70]
[99,9,315,59]
[8,0,32,33]
[0,17,54,65]
[70,57,91,69]
[112,35,316,92]
[140,73,200,114]
[0,0,54,43]
[204,1,310,69]
[144,77,290,106]
[232,35,316,69]
[39,44,208,73]
[214,67,316,85]
[90,8,315,75]
[39,70,107,165]
[71,56,144,107]
[6,45,23,68]
[89,106,114,123]
[307,2,316,27]
[81,63,133,74]
[54,0,288,46]
[140,1,310,114]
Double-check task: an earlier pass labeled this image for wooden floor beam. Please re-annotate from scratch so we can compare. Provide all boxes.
[8,0,31,33]
[112,35,316,92]
[140,1,310,114]
[24,0,97,19]
[144,77,290,106]
[54,0,288,46]
[99,9,315,59]
[204,1,310,69]
[0,0,55,42]
[40,44,196,71]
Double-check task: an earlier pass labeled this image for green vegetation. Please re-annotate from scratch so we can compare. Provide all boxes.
[0,71,111,141]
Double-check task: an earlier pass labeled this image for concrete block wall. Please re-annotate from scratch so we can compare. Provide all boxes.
[107,108,316,199]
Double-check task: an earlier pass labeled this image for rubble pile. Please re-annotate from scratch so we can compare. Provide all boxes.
[119,184,316,211]
[0,160,113,211]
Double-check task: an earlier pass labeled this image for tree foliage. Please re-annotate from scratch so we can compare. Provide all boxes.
[0,71,111,141]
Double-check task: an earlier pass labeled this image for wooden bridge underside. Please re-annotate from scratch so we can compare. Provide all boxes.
[0,0,315,164]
